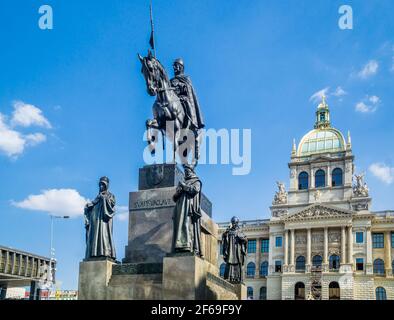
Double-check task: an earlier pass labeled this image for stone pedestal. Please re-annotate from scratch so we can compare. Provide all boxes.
[78,258,116,300]
[162,254,207,300]
[233,283,247,300]
[124,164,213,264]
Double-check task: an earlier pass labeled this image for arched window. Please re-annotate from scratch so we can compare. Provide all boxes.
[296,256,306,272]
[376,287,387,300]
[247,287,254,300]
[246,262,255,278]
[260,261,268,277]
[374,259,385,275]
[294,282,305,300]
[332,168,343,187]
[392,260,394,272]
[219,263,226,277]
[329,282,340,300]
[298,172,309,190]
[259,287,267,300]
[329,255,340,270]
[312,255,323,268]
[315,169,326,188]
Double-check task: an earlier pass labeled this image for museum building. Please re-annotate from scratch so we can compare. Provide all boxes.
[218,97,394,300]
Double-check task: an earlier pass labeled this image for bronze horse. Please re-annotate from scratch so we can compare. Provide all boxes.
[138,51,199,164]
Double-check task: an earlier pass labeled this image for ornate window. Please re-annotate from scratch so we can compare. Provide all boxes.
[247,287,254,300]
[219,263,226,277]
[329,282,340,300]
[376,287,387,300]
[373,259,385,275]
[329,255,340,270]
[372,233,384,248]
[356,232,364,243]
[315,169,326,188]
[260,261,268,277]
[275,260,282,273]
[296,256,306,272]
[332,168,343,187]
[246,262,255,278]
[392,232,394,248]
[247,239,256,253]
[298,172,309,190]
[261,239,269,253]
[356,258,364,271]
[275,236,282,247]
[312,255,323,268]
[392,260,394,272]
[259,287,267,300]
[294,282,305,300]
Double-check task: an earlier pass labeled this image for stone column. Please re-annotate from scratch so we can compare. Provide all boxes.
[290,229,295,266]
[284,230,289,266]
[384,231,392,276]
[327,165,331,187]
[307,228,311,271]
[310,168,315,189]
[256,237,261,277]
[347,226,353,267]
[366,227,373,274]
[268,234,275,274]
[341,226,346,264]
[323,227,329,270]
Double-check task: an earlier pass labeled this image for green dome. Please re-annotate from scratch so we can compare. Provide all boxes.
[298,128,345,156]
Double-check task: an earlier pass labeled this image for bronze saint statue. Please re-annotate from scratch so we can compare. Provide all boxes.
[138,52,204,164]
[170,58,205,131]
[172,164,203,256]
[222,216,247,283]
[84,176,116,260]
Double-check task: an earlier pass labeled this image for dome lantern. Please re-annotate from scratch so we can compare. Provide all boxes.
[314,95,331,129]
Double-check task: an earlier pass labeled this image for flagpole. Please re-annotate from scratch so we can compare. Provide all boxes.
[150,0,156,57]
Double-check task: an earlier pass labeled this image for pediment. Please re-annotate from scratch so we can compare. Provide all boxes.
[283,204,353,221]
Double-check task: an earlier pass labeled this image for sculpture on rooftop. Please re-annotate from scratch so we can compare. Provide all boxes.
[353,173,369,197]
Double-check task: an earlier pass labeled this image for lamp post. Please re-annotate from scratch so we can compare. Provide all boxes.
[45,214,69,300]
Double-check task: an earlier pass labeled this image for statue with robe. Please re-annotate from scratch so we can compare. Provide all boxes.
[222,216,247,284]
[172,164,203,257]
[84,176,116,260]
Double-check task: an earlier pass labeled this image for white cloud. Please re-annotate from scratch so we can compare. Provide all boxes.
[369,163,394,184]
[309,87,330,103]
[355,95,380,113]
[115,206,129,221]
[357,60,379,79]
[355,102,370,113]
[12,189,88,217]
[11,101,52,128]
[25,133,47,146]
[0,113,26,157]
[332,86,347,97]
[369,95,380,104]
[0,101,51,158]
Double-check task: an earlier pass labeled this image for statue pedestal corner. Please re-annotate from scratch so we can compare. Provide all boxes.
[162,254,207,300]
[78,258,116,300]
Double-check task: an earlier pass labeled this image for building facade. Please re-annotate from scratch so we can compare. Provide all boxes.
[218,97,394,300]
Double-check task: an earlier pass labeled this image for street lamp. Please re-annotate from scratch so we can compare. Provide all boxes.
[45,215,69,300]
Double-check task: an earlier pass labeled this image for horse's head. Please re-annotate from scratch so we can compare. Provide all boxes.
[138,50,165,96]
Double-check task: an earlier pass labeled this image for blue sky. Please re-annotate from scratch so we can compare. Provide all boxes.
[0,0,393,289]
